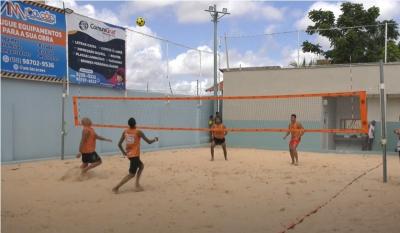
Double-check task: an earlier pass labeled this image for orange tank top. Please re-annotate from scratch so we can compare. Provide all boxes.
[81,127,96,154]
[212,123,226,139]
[290,122,302,139]
[125,128,141,158]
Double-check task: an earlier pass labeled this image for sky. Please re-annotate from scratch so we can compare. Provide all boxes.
[46,0,400,94]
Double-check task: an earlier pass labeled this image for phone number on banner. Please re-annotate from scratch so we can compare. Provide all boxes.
[21,59,55,68]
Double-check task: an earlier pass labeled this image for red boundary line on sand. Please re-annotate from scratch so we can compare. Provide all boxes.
[277,163,382,233]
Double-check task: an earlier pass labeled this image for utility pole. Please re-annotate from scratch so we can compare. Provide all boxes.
[205,5,229,113]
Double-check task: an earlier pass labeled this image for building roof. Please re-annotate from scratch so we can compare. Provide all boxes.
[219,62,400,73]
[205,81,223,92]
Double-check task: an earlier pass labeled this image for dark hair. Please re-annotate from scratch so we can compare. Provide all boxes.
[291,114,297,118]
[128,117,136,128]
[209,115,213,119]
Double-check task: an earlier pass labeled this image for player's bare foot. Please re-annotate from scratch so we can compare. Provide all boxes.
[210,158,214,161]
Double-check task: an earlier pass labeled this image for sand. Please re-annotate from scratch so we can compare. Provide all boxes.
[2,148,400,233]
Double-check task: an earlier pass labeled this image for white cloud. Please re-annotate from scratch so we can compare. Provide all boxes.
[264,25,278,34]
[169,46,213,76]
[117,1,286,24]
[295,1,342,30]
[295,0,400,31]
[316,35,331,50]
[46,0,121,25]
[350,0,400,20]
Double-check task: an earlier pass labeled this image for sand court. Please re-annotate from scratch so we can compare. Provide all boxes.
[2,148,400,233]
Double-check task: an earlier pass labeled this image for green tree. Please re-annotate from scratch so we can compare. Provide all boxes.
[302,2,399,63]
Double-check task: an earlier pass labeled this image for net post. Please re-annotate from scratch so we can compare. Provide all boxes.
[379,61,388,183]
[72,96,80,126]
[61,79,67,160]
[359,91,368,134]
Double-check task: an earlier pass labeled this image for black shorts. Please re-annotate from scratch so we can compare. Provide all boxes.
[213,137,225,145]
[82,152,101,164]
[129,157,143,174]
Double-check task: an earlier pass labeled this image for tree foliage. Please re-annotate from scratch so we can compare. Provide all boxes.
[302,2,400,63]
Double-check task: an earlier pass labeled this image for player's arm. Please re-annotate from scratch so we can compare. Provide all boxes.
[283,124,290,139]
[77,129,90,157]
[139,130,158,144]
[95,133,112,142]
[118,132,127,156]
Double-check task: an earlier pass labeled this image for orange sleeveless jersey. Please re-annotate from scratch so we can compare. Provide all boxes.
[80,127,96,154]
[212,123,226,139]
[124,128,141,158]
[289,122,303,139]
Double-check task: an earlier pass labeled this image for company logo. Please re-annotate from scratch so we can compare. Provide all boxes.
[1,0,56,25]
[2,55,10,63]
[79,21,89,30]
[89,23,116,36]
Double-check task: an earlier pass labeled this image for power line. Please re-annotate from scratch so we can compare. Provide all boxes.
[66,10,212,54]
[226,22,397,38]
[126,27,213,54]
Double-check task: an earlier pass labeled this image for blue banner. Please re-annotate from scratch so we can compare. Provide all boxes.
[1,0,66,78]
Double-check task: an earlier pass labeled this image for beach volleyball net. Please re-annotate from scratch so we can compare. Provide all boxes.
[72,91,368,134]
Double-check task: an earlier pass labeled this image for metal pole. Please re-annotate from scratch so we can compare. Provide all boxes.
[213,4,218,113]
[61,80,66,160]
[224,33,230,69]
[384,22,388,63]
[297,30,300,66]
[63,2,70,96]
[197,79,199,96]
[379,60,387,182]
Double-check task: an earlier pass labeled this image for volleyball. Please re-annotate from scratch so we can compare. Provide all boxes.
[136,17,145,27]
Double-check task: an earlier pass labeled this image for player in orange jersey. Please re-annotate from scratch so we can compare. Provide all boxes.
[211,116,228,161]
[76,117,112,174]
[112,117,158,193]
[283,114,304,165]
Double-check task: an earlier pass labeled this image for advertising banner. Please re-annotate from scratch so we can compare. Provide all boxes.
[1,0,67,78]
[67,13,126,89]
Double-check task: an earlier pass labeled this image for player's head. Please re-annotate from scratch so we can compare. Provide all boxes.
[209,115,213,119]
[81,117,92,126]
[215,116,222,124]
[371,120,376,126]
[128,117,136,128]
[291,114,297,122]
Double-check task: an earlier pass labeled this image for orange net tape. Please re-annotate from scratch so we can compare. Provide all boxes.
[73,91,368,134]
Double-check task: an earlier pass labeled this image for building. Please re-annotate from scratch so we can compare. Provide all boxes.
[220,62,400,152]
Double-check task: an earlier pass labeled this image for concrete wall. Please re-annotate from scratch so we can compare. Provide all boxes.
[222,63,400,152]
[222,63,400,96]
[1,78,213,162]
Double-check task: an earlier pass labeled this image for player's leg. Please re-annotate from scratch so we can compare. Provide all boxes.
[222,142,228,160]
[135,160,144,191]
[112,158,137,193]
[292,142,299,165]
[82,152,102,173]
[289,141,295,164]
[211,140,216,161]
